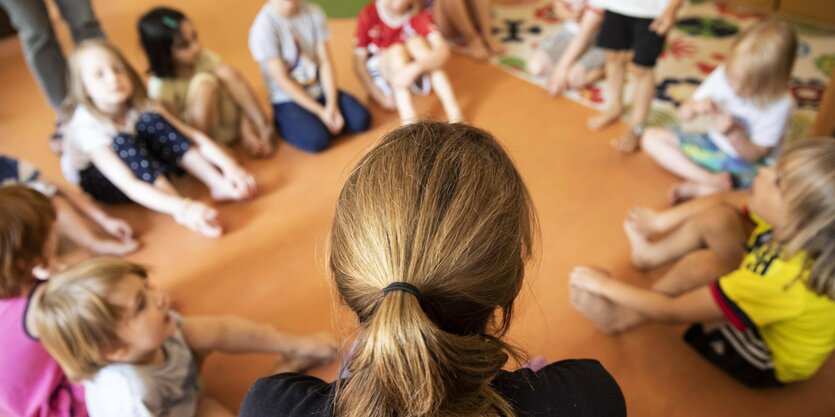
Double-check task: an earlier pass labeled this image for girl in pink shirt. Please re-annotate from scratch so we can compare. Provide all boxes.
[0,185,87,417]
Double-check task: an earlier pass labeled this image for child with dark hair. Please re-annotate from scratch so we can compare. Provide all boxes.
[139,7,275,157]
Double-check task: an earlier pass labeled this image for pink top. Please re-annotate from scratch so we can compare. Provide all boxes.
[0,286,87,417]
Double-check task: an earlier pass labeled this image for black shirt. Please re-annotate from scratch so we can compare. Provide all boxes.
[239,359,626,416]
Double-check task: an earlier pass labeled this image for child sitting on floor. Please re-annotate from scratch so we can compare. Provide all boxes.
[139,7,276,158]
[32,257,338,417]
[2,154,138,256]
[354,0,462,123]
[526,0,605,96]
[60,40,256,237]
[429,0,505,60]
[570,137,835,388]
[641,19,797,202]
[249,0,371,153]
[0,186,87,417]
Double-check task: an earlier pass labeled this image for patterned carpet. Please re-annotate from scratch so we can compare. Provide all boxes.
[489,0,835,140]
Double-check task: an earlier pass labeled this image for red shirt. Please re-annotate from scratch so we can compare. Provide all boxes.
[354,0,436,54]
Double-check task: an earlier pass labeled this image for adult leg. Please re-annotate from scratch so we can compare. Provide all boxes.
[0,0,66,108]
[405,37,463,122]
[53,0,105,44]
[610,64,653,152]
[272,101,332,152]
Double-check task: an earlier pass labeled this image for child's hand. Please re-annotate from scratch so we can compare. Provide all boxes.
[221,164,257,201]
[274,332,338,374]
[569,266,613,295]
[678,98,715,121]
[712,112,736,134]
[649,6,678,36]
[321,104,345,134]
[392,63,422,90]
[174,199,222,238]
[548,65,569,96]
[99,216,134,241]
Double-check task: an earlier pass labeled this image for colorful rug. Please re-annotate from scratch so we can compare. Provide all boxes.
[489,0,835,140]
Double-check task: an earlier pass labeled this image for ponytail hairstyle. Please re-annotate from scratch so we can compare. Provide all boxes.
[137,7,187,78]
[776,137,835,299]
[329,122,537,417]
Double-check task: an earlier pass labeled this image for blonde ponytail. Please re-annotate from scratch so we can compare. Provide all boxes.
[330,122,536,416]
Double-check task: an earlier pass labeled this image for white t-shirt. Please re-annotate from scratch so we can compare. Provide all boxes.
[595,0,670,19]
[692,65,794,158]
[83,312,199,417]
[61,105,141,184]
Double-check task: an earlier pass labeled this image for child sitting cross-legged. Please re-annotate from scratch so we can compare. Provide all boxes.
[570,137,835,388]
[31,257,338,417]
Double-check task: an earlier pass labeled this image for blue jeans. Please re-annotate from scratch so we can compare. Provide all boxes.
[272,91,371,153]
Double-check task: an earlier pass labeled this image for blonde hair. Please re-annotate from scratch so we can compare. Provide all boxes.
[33,257,148,381]
[0,186,55,298]
[776,138,835,299]
[60,39,150,125]
[330,122,537,417]
[726,19,797,106]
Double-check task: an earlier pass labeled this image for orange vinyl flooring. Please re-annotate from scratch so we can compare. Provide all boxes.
[0,1,833,416]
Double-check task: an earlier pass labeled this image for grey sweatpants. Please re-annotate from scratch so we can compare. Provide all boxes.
[0,0,104,108]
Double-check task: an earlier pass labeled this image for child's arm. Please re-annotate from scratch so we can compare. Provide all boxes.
[316,40,345,133]
[649,0,685,36]
[213,64,272,137]
[409,32,450,74]
[548,9,603,95]
[263,57,328,120]
[181,315,332,359]
[570,267,724,324]
[353,50,396,109]
[642,191,748,231]
[55,184,133,240]
[718,118,771,162]
[88,149,221,237]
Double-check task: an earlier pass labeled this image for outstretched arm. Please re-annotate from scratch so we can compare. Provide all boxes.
[182,315,330,358]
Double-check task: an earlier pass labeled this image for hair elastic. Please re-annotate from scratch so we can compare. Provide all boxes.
[161,15,179,30]
[382,282,421,300]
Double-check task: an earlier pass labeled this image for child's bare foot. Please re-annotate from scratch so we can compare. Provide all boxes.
[669,175,732,205]
[485,36,506,56]
[626,206,664,237]
[211,170,257,202]
[569,283,621,334]
[587,106,623,131]
[175,201,222,238]
[87,238,140,256]
[462,38,490,61]
[623,220,658,270]
[610,130,640,153]
[241,127,274,159]
[275,333,338,373]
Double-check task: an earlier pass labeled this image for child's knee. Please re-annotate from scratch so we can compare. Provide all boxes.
[405,36,431,59]
[212,63,239,81]
[526,52,550,76]
[696,205,741,234]
[605,50,630,64]
[641,127,674,148]
[631,64,654,78]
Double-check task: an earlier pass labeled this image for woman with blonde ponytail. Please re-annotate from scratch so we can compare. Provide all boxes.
[241,121,626,416]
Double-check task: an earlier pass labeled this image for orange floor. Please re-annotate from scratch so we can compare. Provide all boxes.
[1,1,833,415]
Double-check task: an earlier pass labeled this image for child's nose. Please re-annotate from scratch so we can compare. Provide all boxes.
[155,290,171,310]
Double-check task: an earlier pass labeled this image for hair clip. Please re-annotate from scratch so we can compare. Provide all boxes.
[161,16,179,30]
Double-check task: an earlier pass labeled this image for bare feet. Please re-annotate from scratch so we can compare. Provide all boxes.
[485,35,506,56]
[274,333,338,374]
[241,124,275,159]
[669,174,732,205]
[569,283,621,334]
[211,169,257,202]
[462,38,490,61]
[623,220,658,270]
[610,129,640,153]
[174,200,222,238]
[587,106,623,131]
[626,206,665,237]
